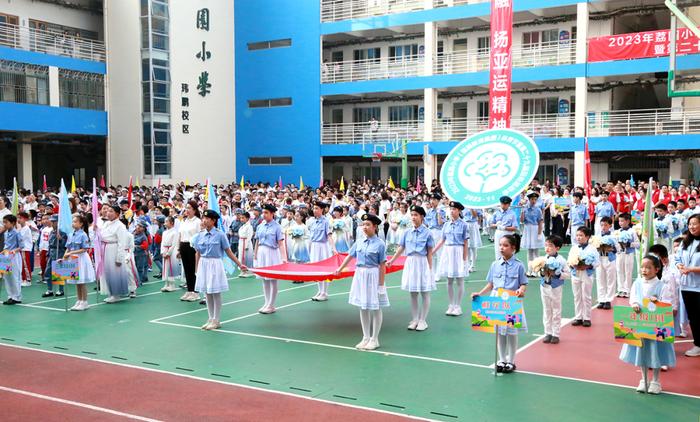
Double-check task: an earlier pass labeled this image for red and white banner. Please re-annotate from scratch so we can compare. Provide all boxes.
[488,0,513,129]
[588,28,700,63]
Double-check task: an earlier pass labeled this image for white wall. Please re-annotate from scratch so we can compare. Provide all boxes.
[169,0,235,185]
[104,0,142,184]
[0,0,103,38]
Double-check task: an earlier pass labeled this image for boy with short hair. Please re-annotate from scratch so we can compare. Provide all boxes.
[17,212,33,287]
[616,213,639,298]
[595,216,618,310]
[540,235,570,344]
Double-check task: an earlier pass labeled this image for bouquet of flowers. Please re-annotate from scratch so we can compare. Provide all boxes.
[669,215,679,234]
[567,248,580,267]
[633,224,643,238]
[529,256,547,273]
[568,248,597,275]
[290,227,305,238]
[579,249,599,266]
[543,256,564,280]
[598,234,616,253]
[655,220,669,238]
[615,229,633,245]
[589,235,602,250]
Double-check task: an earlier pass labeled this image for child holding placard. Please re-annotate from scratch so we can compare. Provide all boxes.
[619,254,675,394]
[472,234,528,373]
[64,215,96,311]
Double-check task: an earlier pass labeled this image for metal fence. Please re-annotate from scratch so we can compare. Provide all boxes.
[59,70,105,110]
[586,108,700,137]
[0,60,49,105]
[321,0,424,22]
[0,22,105,62]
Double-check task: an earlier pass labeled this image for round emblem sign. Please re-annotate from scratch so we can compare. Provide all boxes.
[440,129,540,209]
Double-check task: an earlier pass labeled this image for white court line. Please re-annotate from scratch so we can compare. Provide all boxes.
[0,384,162,422]
[0,343,433,422]
[18,291,165,313]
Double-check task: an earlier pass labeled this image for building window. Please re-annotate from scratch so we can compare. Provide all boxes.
[248,97,292,108]
[477,101,489,122]
[389,44,418,60]
[247,38,292,51]
[59,70,104,110]
[249,156,293,165]
[353,48,380,62]
[522,97,559,117]
[477,36,490,53]
[0,60,49,105]
[141,0,171,177]
[389,105,418,122]
[353,107,381,123]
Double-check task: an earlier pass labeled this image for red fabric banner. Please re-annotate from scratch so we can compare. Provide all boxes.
[250,253,406,282]
[489,0,513,129]
[588,28,700,62]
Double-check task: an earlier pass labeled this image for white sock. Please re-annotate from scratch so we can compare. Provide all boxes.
[652,368,660,382]
[262,280,271,307]
[321,280,328,295]
[371,309,383,341]
[456,278,464,307]
[269,280,278,307]
[212,293,222,321]
[469,248,477,269]
[447,278,455,306]
[410,292,419,321]
[507,334,518,363]
[206,294,214,320]
[317,281,323,295]
[420,292,431,321]
[360,309,371,339]
[497,332,508,363]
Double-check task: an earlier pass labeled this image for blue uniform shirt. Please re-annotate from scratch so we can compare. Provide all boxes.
[486,256,528,290]
[463,209,481,223]
[399,224,434,256]
[425,207,446,230]
[255,220,284,249]
[570,203,589,226]
[133,232,149,257]
[522,205,543,225]
[441,218,470,245]
[348,235,386,268]
[595,201,615,218]
[309,217,331,243]
[65,230,89,252]
[193,227,230,258]
[3,228,21,251]
[492,208,517,229]
[676,239,700,290]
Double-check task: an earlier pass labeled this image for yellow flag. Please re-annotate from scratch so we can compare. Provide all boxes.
[71,176,76,193]
[240,175,244,190]
[205,178,209,201]
[299,176,304,190]
[339,176,345,191]
[388,176,395,189]
[135,177,140,188]
[185,178,189,186]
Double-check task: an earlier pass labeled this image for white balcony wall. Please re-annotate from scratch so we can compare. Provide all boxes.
[0,0,103,40]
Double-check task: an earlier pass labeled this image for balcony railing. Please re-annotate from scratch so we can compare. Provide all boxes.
[433,0,488,7]
[322,56,424,83]
[434,114,576,141]
[435,41,577,75]
[321,0,425,23]
[0,22,105,62]
[322,120,424,144]
[586,108,700,137]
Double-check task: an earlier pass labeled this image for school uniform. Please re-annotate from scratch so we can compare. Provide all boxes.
[426,207,446,280]
[1,229,23,302]
[160,227,181,283]
[491,208,517,259]
[521,205,544,258]
[655,214,673,251]
[193,227,231,294]
[464,209,482,272]
[399,225,435,292]
[19,225,32,284]
[675,239,700,350]
[619,278,676,368]
[65,230,96,285]
[39,226,52,277]
[287,222,310,263]
[133,231,150,285]
[348,235,389,310]
[569,242,600,322]
[237,222,254,270]
[594,201,615,236]
[331,218,351,253]
[438,218,469,279]
[44,228,66,293]
[308,217,332,262]
[540,254,570,338]
[99,219,130,299]
[255,220,284,273]
[596,231,619,305]
[616,227,640,296]
[568,203,589,239]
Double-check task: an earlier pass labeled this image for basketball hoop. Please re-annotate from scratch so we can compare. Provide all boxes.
[371,152,383,163]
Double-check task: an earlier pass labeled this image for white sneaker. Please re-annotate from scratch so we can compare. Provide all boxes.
[21,281,31,287]
[164,284,178,292]
[648,381,662,395]
[259,306,276,314]
[407,320,418,330]
[452,306,463,316]
[415,320,428,331]
[685,346,700,357]
[79,301,90,310]
[180,292,190,301]
[104,295,119,303]
[364,339,379,350]
[160,286,168,292]
[355,338,370,349]
[201,320,213,329]
[636,379,647,393]
[186,292,199,302]
[678,331,688,338]
[445,305,455,316]
[70,302,81,311]
[316,293,328,302]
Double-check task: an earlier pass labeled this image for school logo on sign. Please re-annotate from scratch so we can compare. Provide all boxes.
[440,129,539,209]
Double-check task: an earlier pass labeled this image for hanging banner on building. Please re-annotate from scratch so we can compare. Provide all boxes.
[588,28,700,63]
[488,0,513,129]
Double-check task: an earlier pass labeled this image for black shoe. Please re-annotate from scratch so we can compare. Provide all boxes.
[571,319,583,326]
[199,300,206,305]
[542,335,552,344]
[41,291,55,298]
[3,298,20,305]
[55,291,64,297]
[154,274,162,279]
[582,320,592,327]
[503,363,516,373]
[604,302,612,310]
[496,362,505,373]
[596,303,605,309]
[550,336,560,344]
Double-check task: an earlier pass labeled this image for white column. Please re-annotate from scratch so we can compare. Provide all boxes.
[573,2,589,188]
[423,144,437,187]
[424,88,437,142]
[17,142,33,190]
[423,19,437,143]
[48,66,60,107]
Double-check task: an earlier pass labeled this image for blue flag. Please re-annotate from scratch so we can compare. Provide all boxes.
[207,181,237,275]
[58,179,73,235]
[630,174,635,187]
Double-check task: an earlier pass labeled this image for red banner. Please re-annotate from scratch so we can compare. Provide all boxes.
[488,0,513,129]
[588,28,700,62]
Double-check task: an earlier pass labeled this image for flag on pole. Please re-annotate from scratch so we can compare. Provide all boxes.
[388,176,395,189]
[127,176,133,207]
[630,174,635,187]
[135,177,140,188]
[584,138,595,222]
[319,177,324,188]
[239,175,244,190]
[207,181,237,275]
[299,176,305,190]
[640,177,655,267]
[416,177,421,193]
[100,174,106,188]
[157,178,161,189]
[339,176,345,191]
[58,180,72,235]
[71,175,77,193]
[204,179,210,201]
[669,173,673,187]
[185,178,189,186]
[42,175,47,191]
[11,177,18,215]
[92,178,103,279]
[278,176,283,189]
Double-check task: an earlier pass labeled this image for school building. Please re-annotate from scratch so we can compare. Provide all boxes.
[1,0,700,189]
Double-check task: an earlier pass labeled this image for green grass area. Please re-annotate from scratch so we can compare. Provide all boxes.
[0,238,697,421]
